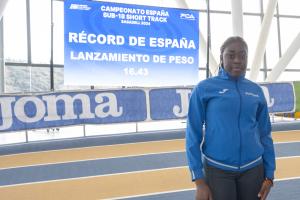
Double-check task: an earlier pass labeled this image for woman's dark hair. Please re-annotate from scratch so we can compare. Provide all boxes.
[219,36,248,69]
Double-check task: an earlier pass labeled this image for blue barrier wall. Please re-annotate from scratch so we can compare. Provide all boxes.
[0,82,295,132]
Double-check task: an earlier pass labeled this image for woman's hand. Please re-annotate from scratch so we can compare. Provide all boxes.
[195,179,213,200]
[258,179,273,200]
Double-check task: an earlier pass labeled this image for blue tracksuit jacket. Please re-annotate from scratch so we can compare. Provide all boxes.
[186,68,276,181]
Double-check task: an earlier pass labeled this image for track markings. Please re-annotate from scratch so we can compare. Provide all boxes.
[1,131,300,170]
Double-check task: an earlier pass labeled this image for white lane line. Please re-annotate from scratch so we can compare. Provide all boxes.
[1,148,300,171]
[0,138,185,157]
[276,155,300,160]
[1,160,300,189]
[0,166,188,188]
[274,141,300,144]
[0,150,185,170]
[0,132,299,171]
[1,129,298,157]
[275,176,300,181]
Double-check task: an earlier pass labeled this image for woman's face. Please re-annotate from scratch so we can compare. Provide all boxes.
[221,41,248,78]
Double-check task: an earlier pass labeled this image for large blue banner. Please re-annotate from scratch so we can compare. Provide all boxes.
[0,83,296,132]
[64,0,199,86]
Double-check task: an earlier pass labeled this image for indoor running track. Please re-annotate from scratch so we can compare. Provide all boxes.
[0,129,299,200]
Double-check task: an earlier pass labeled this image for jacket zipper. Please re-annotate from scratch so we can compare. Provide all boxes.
[235,80,242,170]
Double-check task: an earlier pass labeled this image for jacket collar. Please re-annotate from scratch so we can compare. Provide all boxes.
[218,67,245,81]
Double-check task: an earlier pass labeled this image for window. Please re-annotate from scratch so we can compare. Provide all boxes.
[30,0,51,64]
[280,17,300,70]
[243,15,262,71]
[186,0,206,10]
[210,0,231,11]
[5,65,31,93]
[54,67,64,90]
[287,51,300,70]
[210,13,232,60]
[278,0,300,16]
[265,17,280,70]
[30,66,50,92]
[277,71,300,81]
[3,0,27,62]
[2,0,300,92]
[243,0,261,13]
[53,1,64,64]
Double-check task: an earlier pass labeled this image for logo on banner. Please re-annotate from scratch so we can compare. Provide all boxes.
[69,4,91,10]
[260,86,275,107]
[0,90,147,132]
[180,13,195,20]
